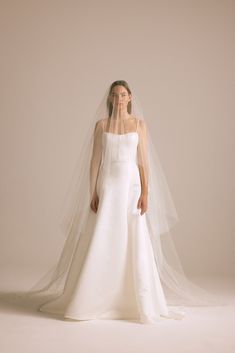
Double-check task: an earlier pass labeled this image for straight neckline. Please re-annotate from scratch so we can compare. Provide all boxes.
[103,131,138,136]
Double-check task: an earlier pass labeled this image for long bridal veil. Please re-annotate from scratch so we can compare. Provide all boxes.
[0,80,226,311]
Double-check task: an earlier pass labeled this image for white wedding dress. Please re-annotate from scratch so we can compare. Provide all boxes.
[39,126,185,324]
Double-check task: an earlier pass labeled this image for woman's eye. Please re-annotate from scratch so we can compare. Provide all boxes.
[111,93,127,97]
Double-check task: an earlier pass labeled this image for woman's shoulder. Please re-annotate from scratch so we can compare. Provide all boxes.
[94,119,105,130]
[96,117,109,126]
[138,118,146,127]
[131,116,146,127]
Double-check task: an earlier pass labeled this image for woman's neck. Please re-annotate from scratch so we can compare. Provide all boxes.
[111,110,130,120]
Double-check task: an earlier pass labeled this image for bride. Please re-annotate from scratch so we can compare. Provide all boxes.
[0,80,225,324]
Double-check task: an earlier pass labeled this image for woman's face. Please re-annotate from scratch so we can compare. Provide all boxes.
[109,85,131,110]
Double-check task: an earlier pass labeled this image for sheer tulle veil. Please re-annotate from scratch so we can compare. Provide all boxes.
[0,80,226,310]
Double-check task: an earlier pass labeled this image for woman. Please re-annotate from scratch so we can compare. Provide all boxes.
[39,80,179,323]
[0,80,225,324]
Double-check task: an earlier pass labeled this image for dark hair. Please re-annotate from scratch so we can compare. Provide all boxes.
[107,80,132,117]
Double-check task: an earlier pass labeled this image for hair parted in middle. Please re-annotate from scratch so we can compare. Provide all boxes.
[107,80,132,117]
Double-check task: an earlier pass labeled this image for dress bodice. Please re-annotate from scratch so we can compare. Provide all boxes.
[101,131,139,165]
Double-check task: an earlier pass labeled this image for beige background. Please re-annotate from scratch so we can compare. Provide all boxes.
[0,0,234,288]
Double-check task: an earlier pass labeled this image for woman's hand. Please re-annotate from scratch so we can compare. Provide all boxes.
[137,193,148,215]
[90,192,99,213]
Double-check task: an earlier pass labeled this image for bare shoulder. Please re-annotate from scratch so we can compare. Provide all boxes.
[129,115,143,128]
[94,118,105,130]
[97,117,110,127]
[138,118,147,131]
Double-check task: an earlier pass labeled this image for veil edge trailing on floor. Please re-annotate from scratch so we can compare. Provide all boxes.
[0,80,227,312]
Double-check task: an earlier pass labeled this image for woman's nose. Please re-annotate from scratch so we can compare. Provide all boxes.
[114,96,121,103]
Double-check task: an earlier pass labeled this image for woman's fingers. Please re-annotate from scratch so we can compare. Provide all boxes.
[137,198,142,209]
[90,196,99,213]
[95,197,99,211]
[140,204,147,215]
[137,195,148,215]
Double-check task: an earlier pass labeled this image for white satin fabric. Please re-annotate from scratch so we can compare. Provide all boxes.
[39,132,185,324]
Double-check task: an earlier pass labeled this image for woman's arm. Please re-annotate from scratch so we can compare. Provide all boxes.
[137,119,149,196]
[137,119,149,215]
[89,120,103,201]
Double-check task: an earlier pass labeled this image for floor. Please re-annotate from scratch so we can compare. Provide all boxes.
[0,276,234,353]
